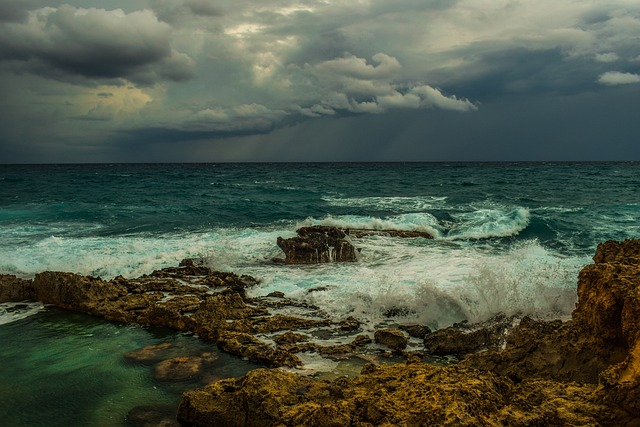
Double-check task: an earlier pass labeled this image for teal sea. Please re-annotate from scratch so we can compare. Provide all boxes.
[1,162,640,425]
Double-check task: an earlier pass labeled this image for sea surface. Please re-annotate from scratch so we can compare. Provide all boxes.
[1,162,639,425]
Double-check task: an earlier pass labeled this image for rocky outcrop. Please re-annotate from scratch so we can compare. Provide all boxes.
[177,362,628,427]
[423,313,519,357]
[277,226,358,264]
[374,328,408,352]
[177,239,640,426]
[0,260,375,369]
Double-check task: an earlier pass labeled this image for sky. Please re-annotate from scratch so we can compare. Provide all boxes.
[0,0,639,162]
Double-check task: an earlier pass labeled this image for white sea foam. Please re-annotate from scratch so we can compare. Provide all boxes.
[0,221,586,331]
[0,302,44,325]
[247,237,586,330]
[300,214,442,238]
[445,207,531,240]
[322,196,448,211]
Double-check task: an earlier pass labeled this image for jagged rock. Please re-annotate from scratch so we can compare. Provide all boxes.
[266,291,285,298]
[0,275,35,302]
[276,226,358,264]
[424,313,518,357]
[217,331,301,368]
[177,363,627,427]
[337,316,360,331]
[374,328,407,351]
[274,331,309,345]
[401,324,432,339]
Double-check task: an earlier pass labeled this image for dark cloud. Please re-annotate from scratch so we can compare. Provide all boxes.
[0,5,195,85]
[0,0,39,22]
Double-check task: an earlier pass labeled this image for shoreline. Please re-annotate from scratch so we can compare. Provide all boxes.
[2,239,640,425]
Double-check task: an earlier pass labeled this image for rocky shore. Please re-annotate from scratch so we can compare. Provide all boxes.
[2,238,640,425]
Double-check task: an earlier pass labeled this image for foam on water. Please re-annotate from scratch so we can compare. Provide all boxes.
[300,214,442,238]
[445,207,531,240]
[0,302,44,325]
[246,236,585,330]
[322,195,448,211]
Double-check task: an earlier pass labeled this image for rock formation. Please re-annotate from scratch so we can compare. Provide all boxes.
[0,261,368,369]
[5,239,640,425]
[276,226,358,264]
[275,225,434,264]
[177,239,640,426]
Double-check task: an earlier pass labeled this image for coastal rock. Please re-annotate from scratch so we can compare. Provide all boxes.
[276,226,358,264]
[374,328,408,352]
[177,363,624,427]
[0,275,35,302]
[424,313,518,357]
[177,239,640,426]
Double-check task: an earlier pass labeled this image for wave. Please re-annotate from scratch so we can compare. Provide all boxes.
[321,196,448,212]
[0,302,44,325]
[301,207,530,241]
[249,240,585,329]
[300,214,442,237]
[444,207,531,240]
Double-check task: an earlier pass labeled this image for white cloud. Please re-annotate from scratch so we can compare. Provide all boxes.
[597,71,640,85]
[595,52,620,62]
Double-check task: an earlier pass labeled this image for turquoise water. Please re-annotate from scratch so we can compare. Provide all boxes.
[1,162,640,425]
[0,307,260,426]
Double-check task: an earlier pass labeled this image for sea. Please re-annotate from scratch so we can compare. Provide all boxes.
[1,162,639,425]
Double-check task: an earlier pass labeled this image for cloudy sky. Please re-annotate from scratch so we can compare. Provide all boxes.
[1,0,639,162]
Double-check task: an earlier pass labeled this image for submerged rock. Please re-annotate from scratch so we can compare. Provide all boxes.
[153,353,217,382]
[276,226,358,264]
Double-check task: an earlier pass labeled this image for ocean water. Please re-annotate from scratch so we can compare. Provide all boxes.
[1,162,640,424]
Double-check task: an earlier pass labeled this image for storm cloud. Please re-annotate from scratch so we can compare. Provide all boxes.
[1,0,639,162]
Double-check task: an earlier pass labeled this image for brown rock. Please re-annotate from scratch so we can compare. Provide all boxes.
[153,353,217,382]
[374,328,407,351]
[276,226,358,264]
[424,314,517,357]
[0,275,35,302]
[124,343,175,364]
[178,362,634,427]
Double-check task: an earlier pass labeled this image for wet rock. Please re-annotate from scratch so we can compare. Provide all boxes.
[374,328,407,351]
[178,363,619,427]
[124,343,175,364]
[276,226,358,264]
[0,275,35,302]
[401,324,432,339]
[274,331,309,345]
[253,315,331,333]
[217,331,301,368]
[126,404,180,427]
[153,353,217,382]
[337,316,360,331]
[352,334,372,347]
[424,313,517,357]
[266,291,285,298]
